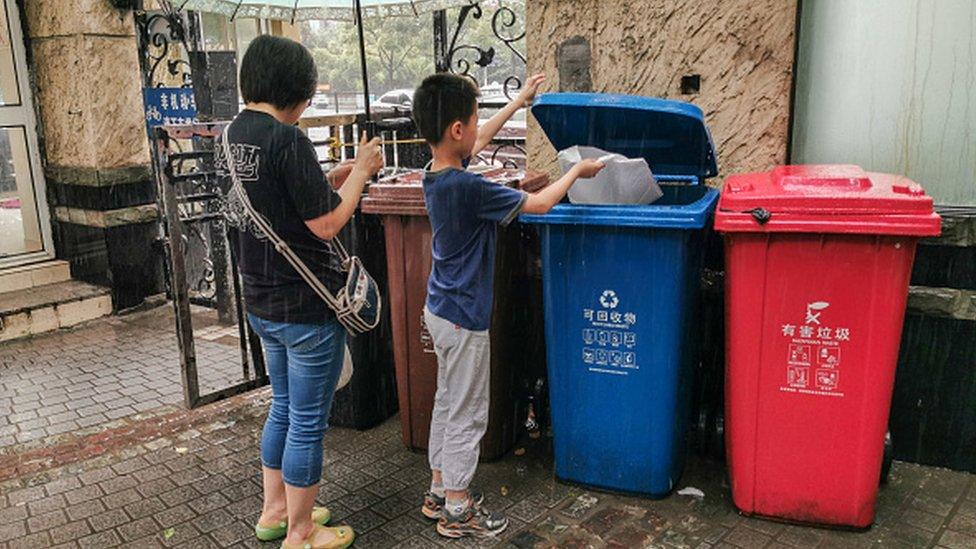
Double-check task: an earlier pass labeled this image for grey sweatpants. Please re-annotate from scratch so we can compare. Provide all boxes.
[424,308,490,491]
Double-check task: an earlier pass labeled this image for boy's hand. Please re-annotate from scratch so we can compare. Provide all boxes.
[517,74,546,108]
[573,158,605,179]
[353,132,383,177]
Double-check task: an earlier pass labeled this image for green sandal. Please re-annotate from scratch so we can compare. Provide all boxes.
[280,525,355,549]
[254,506,332,541]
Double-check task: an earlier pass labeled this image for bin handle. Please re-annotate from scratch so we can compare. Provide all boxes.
[747,207,771,225]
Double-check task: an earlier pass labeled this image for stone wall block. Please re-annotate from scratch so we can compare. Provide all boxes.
[29,34,149,170]
[25,0,134,39]
[84,36,151,169]
[30,35,96,168]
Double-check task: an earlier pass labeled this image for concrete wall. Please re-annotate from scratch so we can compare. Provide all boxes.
[525,0,798,184]
[20,0,163,309]
[24,0,149,170]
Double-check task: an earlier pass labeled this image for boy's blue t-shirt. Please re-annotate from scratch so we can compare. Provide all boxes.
[423,165,527,331]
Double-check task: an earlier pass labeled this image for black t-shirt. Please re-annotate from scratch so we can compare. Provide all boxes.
[216,109,344,324]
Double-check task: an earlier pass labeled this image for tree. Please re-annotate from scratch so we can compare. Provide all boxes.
[300,14,432,94]
[361,17,430,91]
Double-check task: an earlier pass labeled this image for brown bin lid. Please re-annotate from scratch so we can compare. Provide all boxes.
[361,167,550,216]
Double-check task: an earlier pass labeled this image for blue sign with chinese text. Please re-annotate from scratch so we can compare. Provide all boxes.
[143,87,198,129]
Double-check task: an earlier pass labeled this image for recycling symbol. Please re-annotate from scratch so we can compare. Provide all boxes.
[599,290,619,309]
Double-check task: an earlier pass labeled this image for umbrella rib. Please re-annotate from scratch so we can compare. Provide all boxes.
[230,0,244,21]
[409,1,418,17]
[291,0,300,25]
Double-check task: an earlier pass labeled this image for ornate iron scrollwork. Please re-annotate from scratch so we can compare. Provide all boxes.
[135,3,193,88]
[489,142,526,170]
[443,5,494,78]
[490,5,526,99]
[437,2,526,100]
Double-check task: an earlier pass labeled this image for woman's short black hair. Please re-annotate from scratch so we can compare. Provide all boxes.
[240,35,317,110]
[412,73,480,145]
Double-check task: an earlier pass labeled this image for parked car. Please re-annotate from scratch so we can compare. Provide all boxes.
[311,92,331,110]
[372,89,413,114]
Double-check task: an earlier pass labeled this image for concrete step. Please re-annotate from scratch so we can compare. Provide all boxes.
[0,260,72,295]
[0,280,112,343]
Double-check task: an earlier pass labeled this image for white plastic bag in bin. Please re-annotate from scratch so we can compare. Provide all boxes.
[558,146,663,205]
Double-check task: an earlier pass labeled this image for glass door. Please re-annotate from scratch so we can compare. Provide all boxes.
[0,0,53,267]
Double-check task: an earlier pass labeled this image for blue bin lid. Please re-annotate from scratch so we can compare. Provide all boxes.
[532,93,718,180]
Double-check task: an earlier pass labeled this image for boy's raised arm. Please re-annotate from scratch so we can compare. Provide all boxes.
[472,74,546,156]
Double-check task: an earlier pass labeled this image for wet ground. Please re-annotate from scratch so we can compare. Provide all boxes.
[1,308,974,548]
[0,306,246,451]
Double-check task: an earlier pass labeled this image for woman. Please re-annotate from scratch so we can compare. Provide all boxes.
[222,35,382,549]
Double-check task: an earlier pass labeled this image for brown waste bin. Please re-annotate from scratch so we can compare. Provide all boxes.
[361,168,548,460]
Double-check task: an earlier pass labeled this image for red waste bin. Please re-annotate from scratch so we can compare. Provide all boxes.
[715,165,940,528]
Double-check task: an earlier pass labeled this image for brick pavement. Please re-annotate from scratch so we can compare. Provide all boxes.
[0,393,973,548]
[0,306,244,453]
[1,310,975,548]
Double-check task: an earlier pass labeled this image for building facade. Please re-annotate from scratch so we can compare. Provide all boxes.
[0,0,295,340]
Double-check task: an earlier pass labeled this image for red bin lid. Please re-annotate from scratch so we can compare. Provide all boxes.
[715,165,941,236]
[360,172,426,216]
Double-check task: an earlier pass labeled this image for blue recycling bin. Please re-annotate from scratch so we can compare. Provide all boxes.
[521,93,719,496]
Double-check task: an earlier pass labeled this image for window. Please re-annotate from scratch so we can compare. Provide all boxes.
[233,18,260,65]
[0,1,20,106]
[0,0,52,265]
[0,127,43,257]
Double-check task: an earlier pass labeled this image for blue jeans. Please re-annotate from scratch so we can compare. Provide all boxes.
[248,313,346,488]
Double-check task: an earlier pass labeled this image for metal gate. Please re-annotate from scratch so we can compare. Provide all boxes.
[137,5,267,408]
[154,123,268,407]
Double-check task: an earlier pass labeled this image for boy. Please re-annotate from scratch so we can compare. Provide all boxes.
[412,73,604,538]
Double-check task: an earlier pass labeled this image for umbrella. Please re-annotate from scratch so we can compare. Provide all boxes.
[175,0,476,118]
[177,0,472,22]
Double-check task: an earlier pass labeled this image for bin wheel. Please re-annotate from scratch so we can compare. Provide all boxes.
[880,431,893,484]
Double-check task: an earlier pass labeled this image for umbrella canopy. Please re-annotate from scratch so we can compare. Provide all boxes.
[177,0,473,22]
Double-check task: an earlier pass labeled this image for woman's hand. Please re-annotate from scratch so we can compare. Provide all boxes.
[326,160,355,189]
[353,132,383,178]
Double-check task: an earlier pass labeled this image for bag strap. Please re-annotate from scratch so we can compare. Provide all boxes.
[221,126,344,311]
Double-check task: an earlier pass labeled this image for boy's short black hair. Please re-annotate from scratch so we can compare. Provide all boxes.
[412,73,480,145]
[240,35,317,110]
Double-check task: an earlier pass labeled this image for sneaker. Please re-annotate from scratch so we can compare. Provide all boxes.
[421,489,485,520]
[436,505,508,538]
